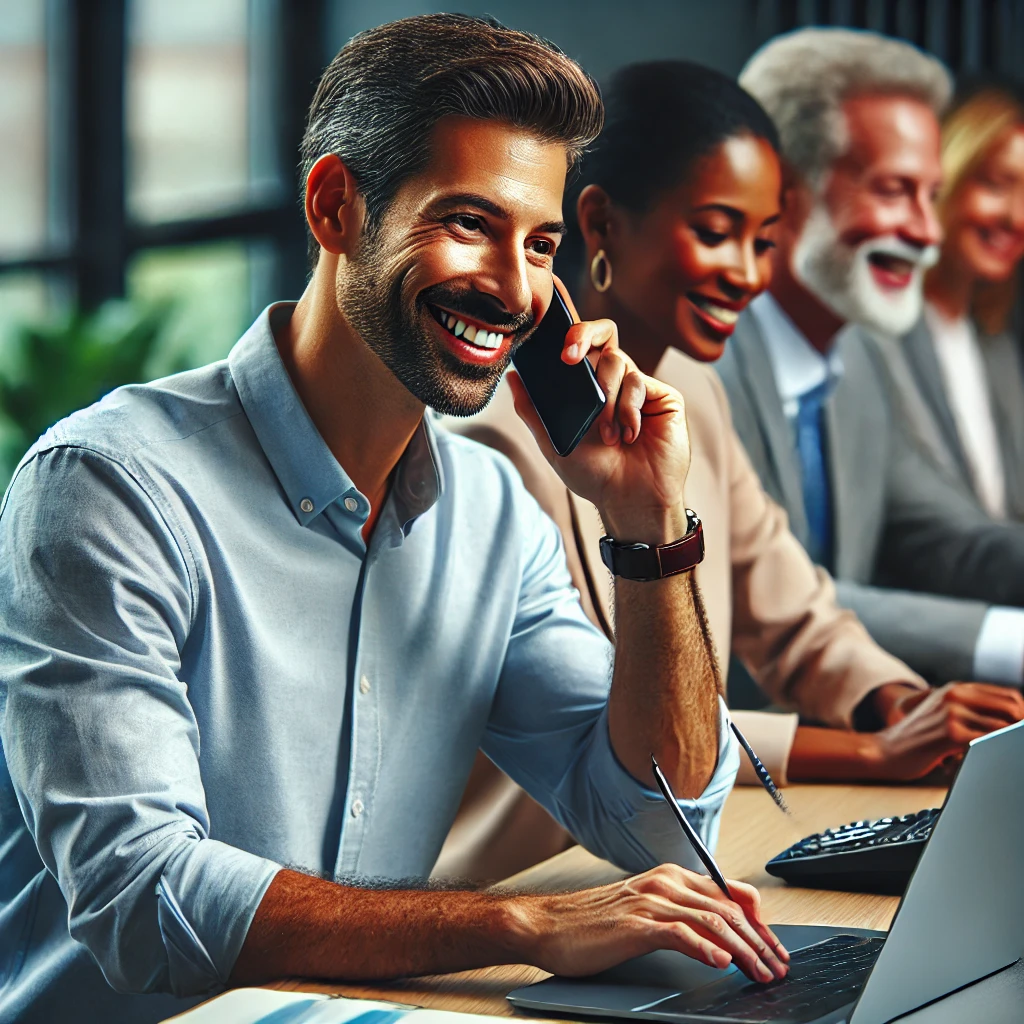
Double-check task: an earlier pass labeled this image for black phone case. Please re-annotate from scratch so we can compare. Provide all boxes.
[511,288,605,456]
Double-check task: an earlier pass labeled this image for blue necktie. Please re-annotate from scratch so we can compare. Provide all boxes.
[795,379,834,571]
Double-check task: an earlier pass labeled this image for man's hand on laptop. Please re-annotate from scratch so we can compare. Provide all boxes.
[513,862,789,983]
[869,682,1024,780]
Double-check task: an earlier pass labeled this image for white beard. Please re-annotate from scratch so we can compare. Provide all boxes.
[792,202,939,338]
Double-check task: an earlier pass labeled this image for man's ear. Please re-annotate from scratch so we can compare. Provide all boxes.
[304,154,366,258]
[778,160,814,229]
[576,184,616,256]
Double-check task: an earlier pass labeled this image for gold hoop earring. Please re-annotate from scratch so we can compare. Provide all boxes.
[590,249,613,293]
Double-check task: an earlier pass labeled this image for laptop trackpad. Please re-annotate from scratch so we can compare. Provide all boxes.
[592,924,882,991]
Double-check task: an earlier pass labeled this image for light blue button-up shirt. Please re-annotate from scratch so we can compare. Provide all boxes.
[0,304,738,1024]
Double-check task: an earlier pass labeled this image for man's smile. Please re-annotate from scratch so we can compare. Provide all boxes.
[427,303,511,350]
[425,302,517,366]
[867,252,915,290]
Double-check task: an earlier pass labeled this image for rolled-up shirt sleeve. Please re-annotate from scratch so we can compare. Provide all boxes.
[0,446,279,997]
[482,488,739,875]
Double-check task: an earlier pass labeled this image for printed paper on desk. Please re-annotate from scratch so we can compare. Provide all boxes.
[162,990,388,1023]
[162,988,542,1024]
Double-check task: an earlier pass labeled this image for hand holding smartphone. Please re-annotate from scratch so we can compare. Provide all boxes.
[511,278,605,457]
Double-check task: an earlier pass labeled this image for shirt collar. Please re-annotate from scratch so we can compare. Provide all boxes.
[393,414,444,533]
[228,303,443,529]
[750,292,845,407]
[924,300,975,345]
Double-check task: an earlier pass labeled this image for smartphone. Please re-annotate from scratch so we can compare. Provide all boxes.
[512,281,605,456]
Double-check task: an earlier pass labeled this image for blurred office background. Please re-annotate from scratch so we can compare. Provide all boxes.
[1,0,1024,478]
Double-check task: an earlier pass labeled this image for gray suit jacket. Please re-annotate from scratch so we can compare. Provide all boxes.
[716,310,1024,683]
[893,317,1024,521]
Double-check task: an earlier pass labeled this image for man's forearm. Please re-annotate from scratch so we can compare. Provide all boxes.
[232,864,790,988]
[230,869,530,985]
[605,533,721,799]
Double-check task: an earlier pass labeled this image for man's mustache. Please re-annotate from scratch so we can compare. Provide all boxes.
[419,284,535,335]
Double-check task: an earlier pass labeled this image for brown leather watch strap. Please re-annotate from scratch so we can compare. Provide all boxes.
[599,510,704,582]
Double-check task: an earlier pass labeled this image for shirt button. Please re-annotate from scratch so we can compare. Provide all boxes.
[351,798,364,818]
[299,498,314,513]
[343,496,358,513]
[359,675,371,695]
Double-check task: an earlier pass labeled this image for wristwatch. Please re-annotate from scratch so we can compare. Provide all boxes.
[599,509,704,582]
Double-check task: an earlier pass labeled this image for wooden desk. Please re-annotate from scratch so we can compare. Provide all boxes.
[270,782,945,1015]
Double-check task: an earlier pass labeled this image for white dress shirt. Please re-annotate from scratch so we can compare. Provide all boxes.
[752,293,1024,687]
[924,302,1007,519]
[750,292,845,424]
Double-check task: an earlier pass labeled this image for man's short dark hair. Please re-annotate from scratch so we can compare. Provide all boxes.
[299,13,604,267]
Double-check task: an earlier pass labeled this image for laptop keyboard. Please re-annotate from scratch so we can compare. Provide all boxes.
[642,934,884,1022]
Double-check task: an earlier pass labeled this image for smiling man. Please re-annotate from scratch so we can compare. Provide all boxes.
[0,15,794,1024]
[718,28,1024,698]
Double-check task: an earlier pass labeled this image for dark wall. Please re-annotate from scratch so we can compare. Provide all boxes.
[325,0,1024,87]
[326,0,766,83]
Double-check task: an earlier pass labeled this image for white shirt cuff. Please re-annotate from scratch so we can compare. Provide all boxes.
[973,606,1024,686]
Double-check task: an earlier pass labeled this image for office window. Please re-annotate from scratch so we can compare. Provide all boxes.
[0,273,51,347]
[127,241,271,375]
[0,0,48,257]
[0,272,63,479]
[127,0,262,223]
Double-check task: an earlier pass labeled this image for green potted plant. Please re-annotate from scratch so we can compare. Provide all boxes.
[0,301,177,486]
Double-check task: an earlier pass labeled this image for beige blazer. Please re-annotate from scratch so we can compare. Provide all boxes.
[433,347,924,882]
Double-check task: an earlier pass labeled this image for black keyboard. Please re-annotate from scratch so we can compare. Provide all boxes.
[765,808,940,894]
[643,934,883,1022]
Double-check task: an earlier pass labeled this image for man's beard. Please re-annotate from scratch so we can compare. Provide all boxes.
[337,231,534,417]
[792,201,940,338]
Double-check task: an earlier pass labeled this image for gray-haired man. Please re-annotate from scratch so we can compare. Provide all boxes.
[717,28,1024,704]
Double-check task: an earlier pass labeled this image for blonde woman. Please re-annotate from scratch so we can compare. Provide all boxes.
[901,84,1024,520]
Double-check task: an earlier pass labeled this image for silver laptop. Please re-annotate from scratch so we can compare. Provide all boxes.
[508,718,1024,1024]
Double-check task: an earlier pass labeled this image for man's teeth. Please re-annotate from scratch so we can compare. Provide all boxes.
[691,296,739,326]
[442,312,503,349]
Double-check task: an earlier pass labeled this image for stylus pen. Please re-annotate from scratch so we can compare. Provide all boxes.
[729,720,791,816]
[650,754,733,900]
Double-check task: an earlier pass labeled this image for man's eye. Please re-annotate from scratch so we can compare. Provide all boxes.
[754,238,777,255]
[529,238,555,256]
[449,214,483,232]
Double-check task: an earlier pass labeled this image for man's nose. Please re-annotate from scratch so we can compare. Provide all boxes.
[472,245,532,322]
[903,189,943,249]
